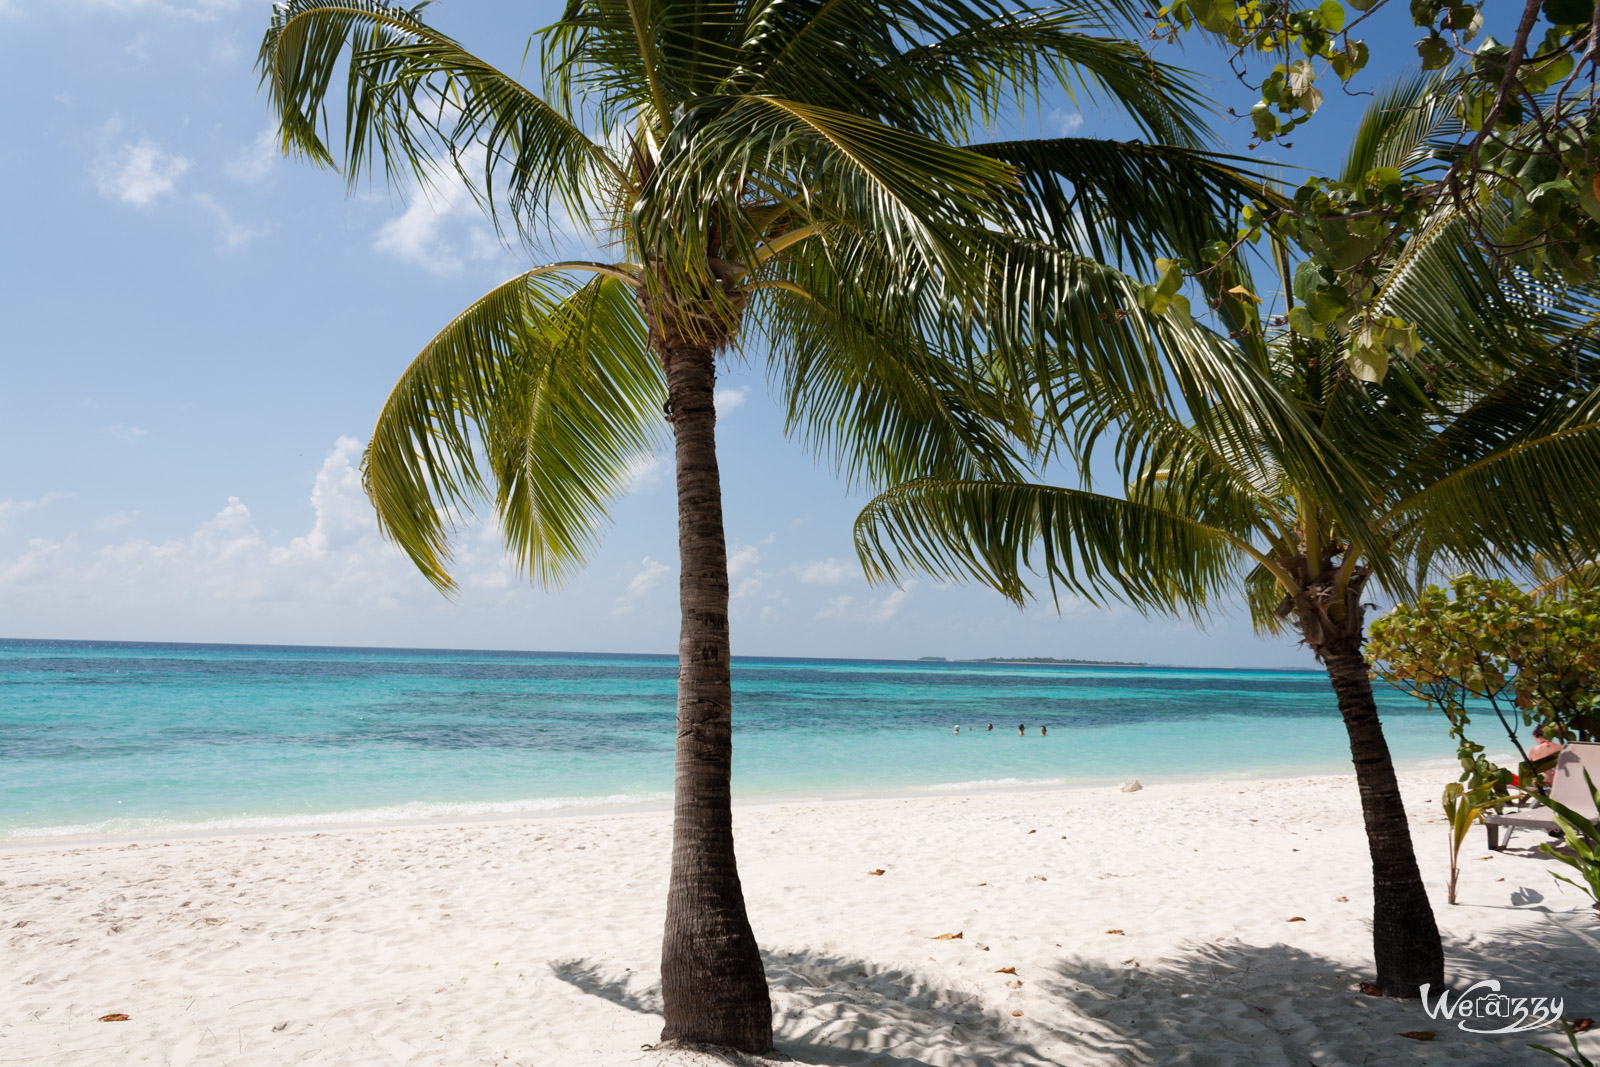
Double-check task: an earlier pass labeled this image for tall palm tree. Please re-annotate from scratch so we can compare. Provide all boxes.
[852,75,1600,997]
[256,0,1280,1049]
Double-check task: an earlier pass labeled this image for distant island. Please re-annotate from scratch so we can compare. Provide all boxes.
[915,656,947,661]
[979,656,1147,667]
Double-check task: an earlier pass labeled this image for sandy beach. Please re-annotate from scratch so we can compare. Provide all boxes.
[3,768,1597,1066]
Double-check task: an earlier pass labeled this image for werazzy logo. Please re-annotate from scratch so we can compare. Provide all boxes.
[1419,980,1564,1034]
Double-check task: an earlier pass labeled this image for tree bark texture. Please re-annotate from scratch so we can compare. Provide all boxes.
[1322,627,1445,997]
[657,343,773,1051]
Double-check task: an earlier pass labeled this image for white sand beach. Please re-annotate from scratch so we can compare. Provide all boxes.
[3,769,1597,1067]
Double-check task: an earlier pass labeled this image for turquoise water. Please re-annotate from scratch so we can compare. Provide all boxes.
[0,639,1457,840]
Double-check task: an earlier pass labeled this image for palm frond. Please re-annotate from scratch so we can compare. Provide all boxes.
[1384,422,1600,579]
[364,272,658,592]
[972,137,1276,279]
[259,0,625,249]
[640,94,1016,298]
[854,479,1249,614]
[758,235,1033,488]
[1243,562,1292,634]
[1338,71,1459,182]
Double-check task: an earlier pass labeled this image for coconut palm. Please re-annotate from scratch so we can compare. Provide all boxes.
[256,0,1282,1049]
[852,75,1600,996]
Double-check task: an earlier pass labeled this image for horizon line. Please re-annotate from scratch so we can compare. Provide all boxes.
[0,635,1323,673]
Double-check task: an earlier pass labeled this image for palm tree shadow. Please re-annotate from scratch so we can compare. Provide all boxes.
[1037,912,1600,1064]
[552,914,1600,1065]
[551,952,1062,1066]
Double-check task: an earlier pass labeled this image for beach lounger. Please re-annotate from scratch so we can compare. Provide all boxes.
[1483,741,1600,851]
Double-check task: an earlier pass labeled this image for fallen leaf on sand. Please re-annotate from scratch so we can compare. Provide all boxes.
[272,1022,289,1032]
[1335,896,1349,902]
[931,932,963,940]
[1027,829,1036,834]
[1286,916,1306,922]
[1121,959,1140,967]
[1572,1018,1595,1033]
[434,988,447,994]
[1011,1010,1024,1017]
[1398,1031,1435,1041]
[1474,856,1491,861]
[994,967,1017,974]
[867,870,885,876]
[1106,929,1124,935]
[98,1014,130,1023]
[974,883,987,887]
[1359,982,1382,996]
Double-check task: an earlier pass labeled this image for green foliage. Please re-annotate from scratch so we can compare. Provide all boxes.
[1148,0,1600,383]
[1368,576,1600,786]
[1532,1020,1599,1065]
[257,0,1267,590]
[1442,779,1501,904]
[1536,770,1600,908]
[854,79,1600,643]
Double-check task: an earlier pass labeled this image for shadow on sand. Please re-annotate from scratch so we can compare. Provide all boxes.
[553,911,1600,1066]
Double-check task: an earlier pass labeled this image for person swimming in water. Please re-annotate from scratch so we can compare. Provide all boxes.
[953,725,961,734]
[1017,723,1025,736]
[1040,725,1047,737]
[986,723,994,732]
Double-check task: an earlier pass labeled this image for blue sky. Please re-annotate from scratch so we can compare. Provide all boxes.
[0,0,1445,667]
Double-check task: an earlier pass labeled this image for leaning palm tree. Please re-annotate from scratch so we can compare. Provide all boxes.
[256,0,1282,1049]
[853,75,1600,997]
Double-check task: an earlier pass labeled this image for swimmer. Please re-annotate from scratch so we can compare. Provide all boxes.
[1017,723,1025,736]
[1040,725,1047,737]
[953,724,961,734]
[986,723,994,732]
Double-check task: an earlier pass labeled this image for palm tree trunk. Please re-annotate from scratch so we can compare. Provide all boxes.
[1322,639,1444,997]
[657,342,773,1051]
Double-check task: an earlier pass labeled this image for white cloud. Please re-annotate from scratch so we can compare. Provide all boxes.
[1048,108,1086,135]
[95,510,139,532]
[797,557,853,585]
[727,544,760,577]
[812,581,916,623]
[625,557,669,597]
[194,193,272,249]
[225,126,280,185]
[732,573,764,600]
[372,164,512,276]
[815,595,853,620]
[0,492,70,533]
[268,436,373,565]
[106,424,147,444]
[613,556,670,615]
[0,439,431,609]
[869,581,916,622]
[713,386,747,414]
[97,139,190,207]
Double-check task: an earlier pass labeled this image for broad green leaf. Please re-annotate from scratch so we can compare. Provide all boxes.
[1419,36,1452,71]
[1346,339,1389,382]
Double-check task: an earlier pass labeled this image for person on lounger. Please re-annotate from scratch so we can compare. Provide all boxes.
[1529,725,1563,785]
[1514,725,1564,788]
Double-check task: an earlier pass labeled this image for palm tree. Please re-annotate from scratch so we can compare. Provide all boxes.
[256,0,1276,1049]
[852,75,1600,997]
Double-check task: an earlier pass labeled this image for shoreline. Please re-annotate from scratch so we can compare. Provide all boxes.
[1,753,1465,851]
[4,765,1595,1067]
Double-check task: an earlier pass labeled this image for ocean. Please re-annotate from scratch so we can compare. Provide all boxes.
[0,639,1457,840]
